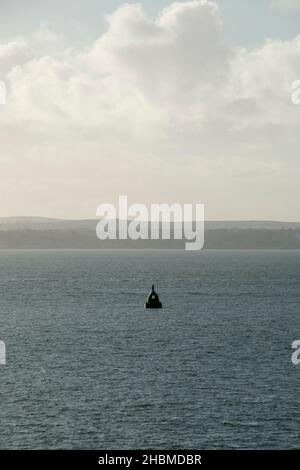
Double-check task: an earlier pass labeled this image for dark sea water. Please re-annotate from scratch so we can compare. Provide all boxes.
[0,250,300,449]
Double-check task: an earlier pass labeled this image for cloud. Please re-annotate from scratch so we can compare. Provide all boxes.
[90,2,229,85]
[0,1,300,219]
[0,40,31,73]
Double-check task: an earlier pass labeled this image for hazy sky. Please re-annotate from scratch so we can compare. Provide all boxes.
[0,0,300,220]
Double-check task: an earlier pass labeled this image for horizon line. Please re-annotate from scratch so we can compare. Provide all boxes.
[1,216,300,224]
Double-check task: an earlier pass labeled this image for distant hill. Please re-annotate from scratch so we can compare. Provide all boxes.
[0,217,300,249]
[1,217,300,231]
[0,217,95,231]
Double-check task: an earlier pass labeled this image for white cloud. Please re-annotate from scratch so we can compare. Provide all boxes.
[0,1,300,219]
[0,40,31,73]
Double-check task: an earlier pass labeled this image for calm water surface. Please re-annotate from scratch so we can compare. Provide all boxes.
[0,250,299,449]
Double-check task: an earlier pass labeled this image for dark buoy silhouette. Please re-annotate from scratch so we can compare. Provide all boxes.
[145,284,162,309]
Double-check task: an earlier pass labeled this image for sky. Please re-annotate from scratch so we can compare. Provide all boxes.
[0,0,300,220]
[1,0,300,46]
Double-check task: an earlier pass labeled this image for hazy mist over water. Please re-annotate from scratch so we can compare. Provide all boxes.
[0,250,299,449]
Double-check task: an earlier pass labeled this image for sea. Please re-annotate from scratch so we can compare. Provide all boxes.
[0,249,299,449]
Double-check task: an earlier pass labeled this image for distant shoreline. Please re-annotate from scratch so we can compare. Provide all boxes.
[1,218,300,249]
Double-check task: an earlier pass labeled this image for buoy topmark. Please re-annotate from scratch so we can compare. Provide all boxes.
[145,284,162,309]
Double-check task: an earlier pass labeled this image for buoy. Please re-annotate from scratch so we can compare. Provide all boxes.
[145,284,162,309]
